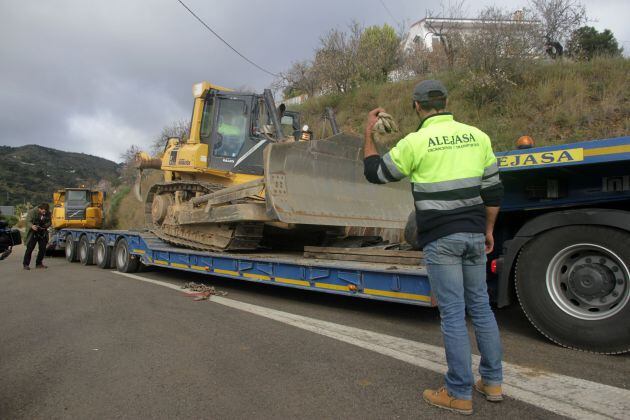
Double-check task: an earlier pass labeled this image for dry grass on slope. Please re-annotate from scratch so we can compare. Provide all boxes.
[296,57,629,152]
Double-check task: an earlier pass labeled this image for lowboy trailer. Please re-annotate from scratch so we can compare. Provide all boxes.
[56,229,432,304]
[53,135,630,354]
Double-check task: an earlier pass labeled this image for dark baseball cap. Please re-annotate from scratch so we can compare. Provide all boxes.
[412,80,448,102]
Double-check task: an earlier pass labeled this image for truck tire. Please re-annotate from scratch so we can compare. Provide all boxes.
[65,234,78,262]
[115,238,139,273]
[78,235,93,266]
[94,236,112,269]
[516,226,630,354]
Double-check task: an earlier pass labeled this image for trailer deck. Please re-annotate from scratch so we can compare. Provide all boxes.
[57,229,433,306]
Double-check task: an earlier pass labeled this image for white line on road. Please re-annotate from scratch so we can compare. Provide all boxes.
[112,271,189,292]
[113,271,629,419]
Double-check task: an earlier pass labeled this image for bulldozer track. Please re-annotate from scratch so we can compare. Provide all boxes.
[145,181,264,252]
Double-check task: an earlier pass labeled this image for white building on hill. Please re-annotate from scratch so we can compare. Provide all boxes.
[403,11,538,51]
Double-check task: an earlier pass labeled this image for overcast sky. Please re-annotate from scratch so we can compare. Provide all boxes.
[1,0,628,162]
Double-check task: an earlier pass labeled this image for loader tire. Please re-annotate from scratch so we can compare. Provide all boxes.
[95,236,112,269]
[65,234,78,262]
[78,235,93,266]
[516,226,630,354]
[115,238,139,273]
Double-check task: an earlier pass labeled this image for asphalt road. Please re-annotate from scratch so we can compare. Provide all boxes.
[1,245,629,419]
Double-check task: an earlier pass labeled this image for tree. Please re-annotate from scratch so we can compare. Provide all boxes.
[399,42,431,77]
[424,0,468,68]
[529,0,586,48]
[313,22,362,93]
[567,26,623,60]
[461,6,540,76]
[273,60,320,99]
[357,24,401,82]
[119,144,142,184]
[151,119,189,155]
[457,6,540,110]
[119,144,142,164]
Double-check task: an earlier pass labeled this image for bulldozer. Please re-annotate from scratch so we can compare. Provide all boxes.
[135,81,413,251]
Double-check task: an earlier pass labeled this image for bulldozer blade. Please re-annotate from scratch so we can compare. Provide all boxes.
[263,133,414,229]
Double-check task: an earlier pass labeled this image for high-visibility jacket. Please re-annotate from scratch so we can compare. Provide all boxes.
[364,113,503,248]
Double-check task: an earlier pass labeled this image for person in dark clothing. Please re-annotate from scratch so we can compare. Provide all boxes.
[22,203,52,270]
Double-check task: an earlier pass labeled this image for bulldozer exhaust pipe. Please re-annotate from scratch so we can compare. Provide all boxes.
[263,89,284,141]
[326,107,340,135]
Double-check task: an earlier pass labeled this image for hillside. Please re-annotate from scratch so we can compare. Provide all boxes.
[109,58,629,229]
[296,57,629,151]
[0,144,120,206]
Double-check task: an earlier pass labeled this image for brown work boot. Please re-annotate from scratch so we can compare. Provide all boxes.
[423,386,473,415]
[36,264,48,269]
[475,379,503,402]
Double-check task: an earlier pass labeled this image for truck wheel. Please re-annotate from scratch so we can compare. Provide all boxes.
[65,234,78,262]
[78,235,93,266]
[115,238,139,273]
[516,226,630,354]
[94,236,112,269]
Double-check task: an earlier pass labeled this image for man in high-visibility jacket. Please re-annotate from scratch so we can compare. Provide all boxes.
[363,80,504,415]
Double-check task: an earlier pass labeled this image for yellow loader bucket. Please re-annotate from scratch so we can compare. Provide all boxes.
[263,133,413,228]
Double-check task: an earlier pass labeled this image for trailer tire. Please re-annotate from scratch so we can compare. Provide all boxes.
[78,235,93,266]
[94,236,112,269]
[115,238,139,273]
[516,226,630,354]
[65,234,78,262]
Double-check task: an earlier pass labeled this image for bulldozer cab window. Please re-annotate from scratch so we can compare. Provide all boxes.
[280,114,296,137]
[254,99,271,136]
[200,97,214,140]
[213,99,248,158]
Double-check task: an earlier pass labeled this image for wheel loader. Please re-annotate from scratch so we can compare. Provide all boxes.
[48,187,105,252]
[52,188,105,230]
[135,81,413,251]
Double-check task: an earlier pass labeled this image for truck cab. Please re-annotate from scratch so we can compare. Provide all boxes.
[490,135,630,353]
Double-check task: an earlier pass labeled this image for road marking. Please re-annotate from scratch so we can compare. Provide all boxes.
[113,271,629,420]
[112,271,189,293]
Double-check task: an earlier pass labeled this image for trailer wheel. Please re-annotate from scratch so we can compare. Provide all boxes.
[115,238,139,273]
[65,234,78,262]
[94,236,112,269]
[516,226,630,354]
[78,235,94,266]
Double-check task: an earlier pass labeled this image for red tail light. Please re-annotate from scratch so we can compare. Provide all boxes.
[490,259,498,274]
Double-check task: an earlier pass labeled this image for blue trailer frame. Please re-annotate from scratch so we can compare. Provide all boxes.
[57,229,434,307]
[53,135,630,353]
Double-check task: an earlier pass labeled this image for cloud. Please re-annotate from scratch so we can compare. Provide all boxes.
[66,111,149,162]
[0,0,627,163]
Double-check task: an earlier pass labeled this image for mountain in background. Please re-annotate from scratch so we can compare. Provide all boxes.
[0,144,120,206]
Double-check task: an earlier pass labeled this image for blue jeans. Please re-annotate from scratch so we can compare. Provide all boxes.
[424,232,503,400]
